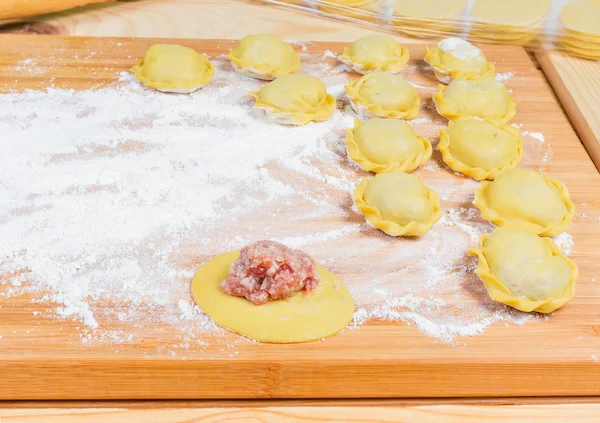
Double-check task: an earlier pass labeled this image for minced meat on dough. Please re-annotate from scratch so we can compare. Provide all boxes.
[221,240,319,304]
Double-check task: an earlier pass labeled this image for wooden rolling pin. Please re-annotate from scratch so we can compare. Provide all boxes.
[0,0,114,20]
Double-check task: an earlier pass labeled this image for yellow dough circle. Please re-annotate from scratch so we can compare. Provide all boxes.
[227,34,301,81]
[433,77,517,124]
[249,74,336,125]
[439,119,523,181]
[344,118,431,173]
[472,0,550,27]
[346,72,420,119]
[424,38,495,84]
[468,228,578,313]
[560,0,600,37]
[393,0,466,20]
[354,171,441,236]
[132,44,214,93]
[191,251,355,343]
[474,168,575,236]
[339,35,410,74]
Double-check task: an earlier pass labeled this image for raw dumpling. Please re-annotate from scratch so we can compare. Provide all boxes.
[424,38,495,83]
[346,72,420,119]
[344,118,431,173]
[249,74,336,125]
[227,34,301,80]
[468,228,578,313]
[474,168,575,236]
[338,34,410,74]
[439,119,523,181]
[353,172,441,236]
[433,76,516,124]
[132,44,214,93]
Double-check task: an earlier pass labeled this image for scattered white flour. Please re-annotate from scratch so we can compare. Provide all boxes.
[322,50,339,60]
[438,37,482,60]
[592,354,599,363]
[523,130,545,142]
[554,232,574,255]
[0,54,576,350]
[496,72,515,83]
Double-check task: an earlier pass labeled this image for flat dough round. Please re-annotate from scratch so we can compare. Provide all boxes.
[191,251,355,343]
[345,118,431,173]
[433,77,516,124]
[249,74,336,125]
[354,171,441,236]
[424,38,495,84]
[468,228,578,313]
[339,35,410,74]
[227,34,300,81]
[393,0,466,20]
[472,0,550,27]
[132,44,214,93]
[560,0,600,37]
[474,168,575,236]
[439,119,523,181]
[346,72,420,119]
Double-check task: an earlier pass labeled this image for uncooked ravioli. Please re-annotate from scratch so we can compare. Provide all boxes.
[227,34,300,80]
[474,168,575,236]
[468,228,578,313]
[345,72,420,119]
[353,171,441,236]
[339,34,410,74]
[438,119,523,181]
[191,251,354,343]
[131,44,214,93]
[424,38,495,84]
[344,118,431,173]
[433,77,516,124]
[249,74,336,125]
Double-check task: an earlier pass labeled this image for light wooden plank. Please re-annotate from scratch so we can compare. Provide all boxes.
[0,35,599,400]
[1,402,600,422]
[536,51,600,171]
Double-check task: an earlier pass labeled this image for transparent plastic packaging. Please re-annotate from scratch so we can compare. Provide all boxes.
[249,0,600,61]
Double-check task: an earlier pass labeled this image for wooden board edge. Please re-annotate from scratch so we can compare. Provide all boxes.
[1,359,599,399]
[535,51,600,172]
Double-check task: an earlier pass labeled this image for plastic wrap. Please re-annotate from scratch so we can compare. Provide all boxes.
[249,0,600,60]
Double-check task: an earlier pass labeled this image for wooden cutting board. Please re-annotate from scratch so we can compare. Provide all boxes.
[0,34,599,400]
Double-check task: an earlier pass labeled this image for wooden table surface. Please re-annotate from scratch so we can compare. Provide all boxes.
[1,0,600,421]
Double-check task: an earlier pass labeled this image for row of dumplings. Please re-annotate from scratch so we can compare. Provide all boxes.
[130,34,577,315]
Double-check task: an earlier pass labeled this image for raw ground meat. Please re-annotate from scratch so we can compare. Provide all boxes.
[220,240,319,304]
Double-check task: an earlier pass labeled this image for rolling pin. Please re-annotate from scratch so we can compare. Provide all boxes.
[0,0,115,20]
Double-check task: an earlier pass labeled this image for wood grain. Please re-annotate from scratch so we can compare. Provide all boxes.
[0,0,115,21]
[1,401,600,422]
[536,51,600,171]
[0,34,600,401]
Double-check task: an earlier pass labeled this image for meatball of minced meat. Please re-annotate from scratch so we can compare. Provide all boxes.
[220,240,319,305]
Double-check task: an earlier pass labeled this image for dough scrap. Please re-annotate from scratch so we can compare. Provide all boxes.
[227,34,301,81]
[346,72,420,119]
[249,74,336,125]
[132,44,214,93]
[344,118,431,173]
[474,168,575,236]
[354,171,441,236]
[433,77,516,125]
[191,251,355,343]
[468,228,578,313]
[339,35,410,74]
[439,119,523,181]
[424,38,495,84]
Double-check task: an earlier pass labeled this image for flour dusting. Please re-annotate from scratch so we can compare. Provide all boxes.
[0,54,572,350]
